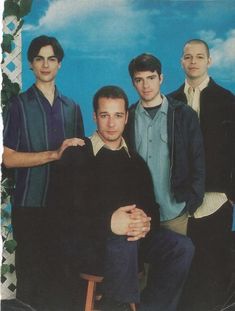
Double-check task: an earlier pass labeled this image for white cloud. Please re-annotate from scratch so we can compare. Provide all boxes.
[210,30,235,68]
[24,0,156,55]
[25,0,133,31]
[198,29,235,82]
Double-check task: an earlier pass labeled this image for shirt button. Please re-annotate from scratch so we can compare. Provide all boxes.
[149,155,152,159]
[149,139,152,142]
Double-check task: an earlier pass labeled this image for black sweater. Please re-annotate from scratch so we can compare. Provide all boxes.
[47,138,159,273]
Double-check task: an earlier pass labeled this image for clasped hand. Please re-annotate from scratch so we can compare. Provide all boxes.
[111,205,151,241]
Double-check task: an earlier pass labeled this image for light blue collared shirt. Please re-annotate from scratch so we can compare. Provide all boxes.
[135,96,185,221]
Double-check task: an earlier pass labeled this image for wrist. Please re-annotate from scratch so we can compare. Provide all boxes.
[47,150,60,162]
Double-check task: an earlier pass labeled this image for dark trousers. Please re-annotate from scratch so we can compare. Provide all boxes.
[178,201,233,311]
[103,228,195,311]
[12,208,50,311]
[12,208,75,311]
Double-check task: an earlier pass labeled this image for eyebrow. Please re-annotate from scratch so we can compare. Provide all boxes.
[183,53,206,56]
[34,55,57,59]
[134,74,157,79]
[99,111,125,114]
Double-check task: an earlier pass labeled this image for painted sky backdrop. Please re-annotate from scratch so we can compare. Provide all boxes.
[21,0,235,135]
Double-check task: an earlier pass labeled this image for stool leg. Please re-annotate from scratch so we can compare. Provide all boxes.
[85,280,96,311]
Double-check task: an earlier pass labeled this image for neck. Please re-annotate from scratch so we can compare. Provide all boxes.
[35,81,55,104]
[97,131,123,150]
[106,139,122,151]
[141,93,163,108]
[186,74,208,89]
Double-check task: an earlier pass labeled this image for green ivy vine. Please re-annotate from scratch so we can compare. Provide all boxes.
[1,0,33,276]
[2,0,32,53]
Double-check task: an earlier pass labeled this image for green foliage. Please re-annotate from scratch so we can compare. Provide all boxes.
[2,0,33,53]
[2,34,14,53]
[14,19,24,36]
[1,264,11,275]
[1,0,31,277]
[3,0,19,18]
[4,240,18,254]
[1,73,20,112]
[1,176,14,202]
[18,0,33,18]
[3,0,33,20]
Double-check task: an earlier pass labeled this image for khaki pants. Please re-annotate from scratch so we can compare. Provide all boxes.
[160,213,189,235]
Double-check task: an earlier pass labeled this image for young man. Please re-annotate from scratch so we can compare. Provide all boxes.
[3,35,84,311]
[48,85,195,311]
[169,39,235,311]
[125,53,205,236]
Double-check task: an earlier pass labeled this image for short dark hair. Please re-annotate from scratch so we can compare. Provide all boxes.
[183,39,210,57]
[128,53,162,80]
[93,85,129,114]
[27,35,64,63]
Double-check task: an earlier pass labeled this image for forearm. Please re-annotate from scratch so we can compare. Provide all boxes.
[3,138,85,169]
[3,147,59,168]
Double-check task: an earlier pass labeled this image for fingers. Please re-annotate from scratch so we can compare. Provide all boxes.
[128,219,151,228]
[130,216,151,224]
[119,204,136,212]
[131,208,148,218]
[127,222,151,239]
[74,138,85,146]
[57,138,85,159]
[127,230,148,241]
[63,138,85,147]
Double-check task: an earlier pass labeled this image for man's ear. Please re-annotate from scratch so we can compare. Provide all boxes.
[125,111,129,125]
[208,57,212,68]
[58,62,62,69]
[93,112,97,123]
[159,74,164,85]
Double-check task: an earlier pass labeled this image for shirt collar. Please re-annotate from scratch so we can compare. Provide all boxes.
[33,84,60,100]
[90,131,130,157]
[184,75,210,94]
[137,94,168,115]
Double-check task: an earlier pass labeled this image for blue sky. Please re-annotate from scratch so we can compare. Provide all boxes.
[21,0,235,135]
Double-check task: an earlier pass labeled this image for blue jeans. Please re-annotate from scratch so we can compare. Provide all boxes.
[103,228,194,311]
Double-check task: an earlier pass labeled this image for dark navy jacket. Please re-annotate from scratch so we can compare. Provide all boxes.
[169,78,235,201]
[124,96,205,215]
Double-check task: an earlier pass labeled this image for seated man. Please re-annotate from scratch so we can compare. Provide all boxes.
[47,86,195,311]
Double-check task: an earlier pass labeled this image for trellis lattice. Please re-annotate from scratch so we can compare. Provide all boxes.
[2,15,22,86]
[1,202,17,300]
[1,15,22,300]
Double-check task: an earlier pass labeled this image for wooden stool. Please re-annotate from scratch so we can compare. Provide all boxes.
[80,273,104,311]
[80,273,137,311]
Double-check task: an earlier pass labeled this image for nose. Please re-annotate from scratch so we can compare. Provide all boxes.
[42,59,49,67]
[143,79,149,88]
[108,116,115,127]
[191,57,196,64]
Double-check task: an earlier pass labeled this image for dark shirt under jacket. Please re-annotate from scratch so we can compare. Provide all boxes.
[47,138,159,275]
